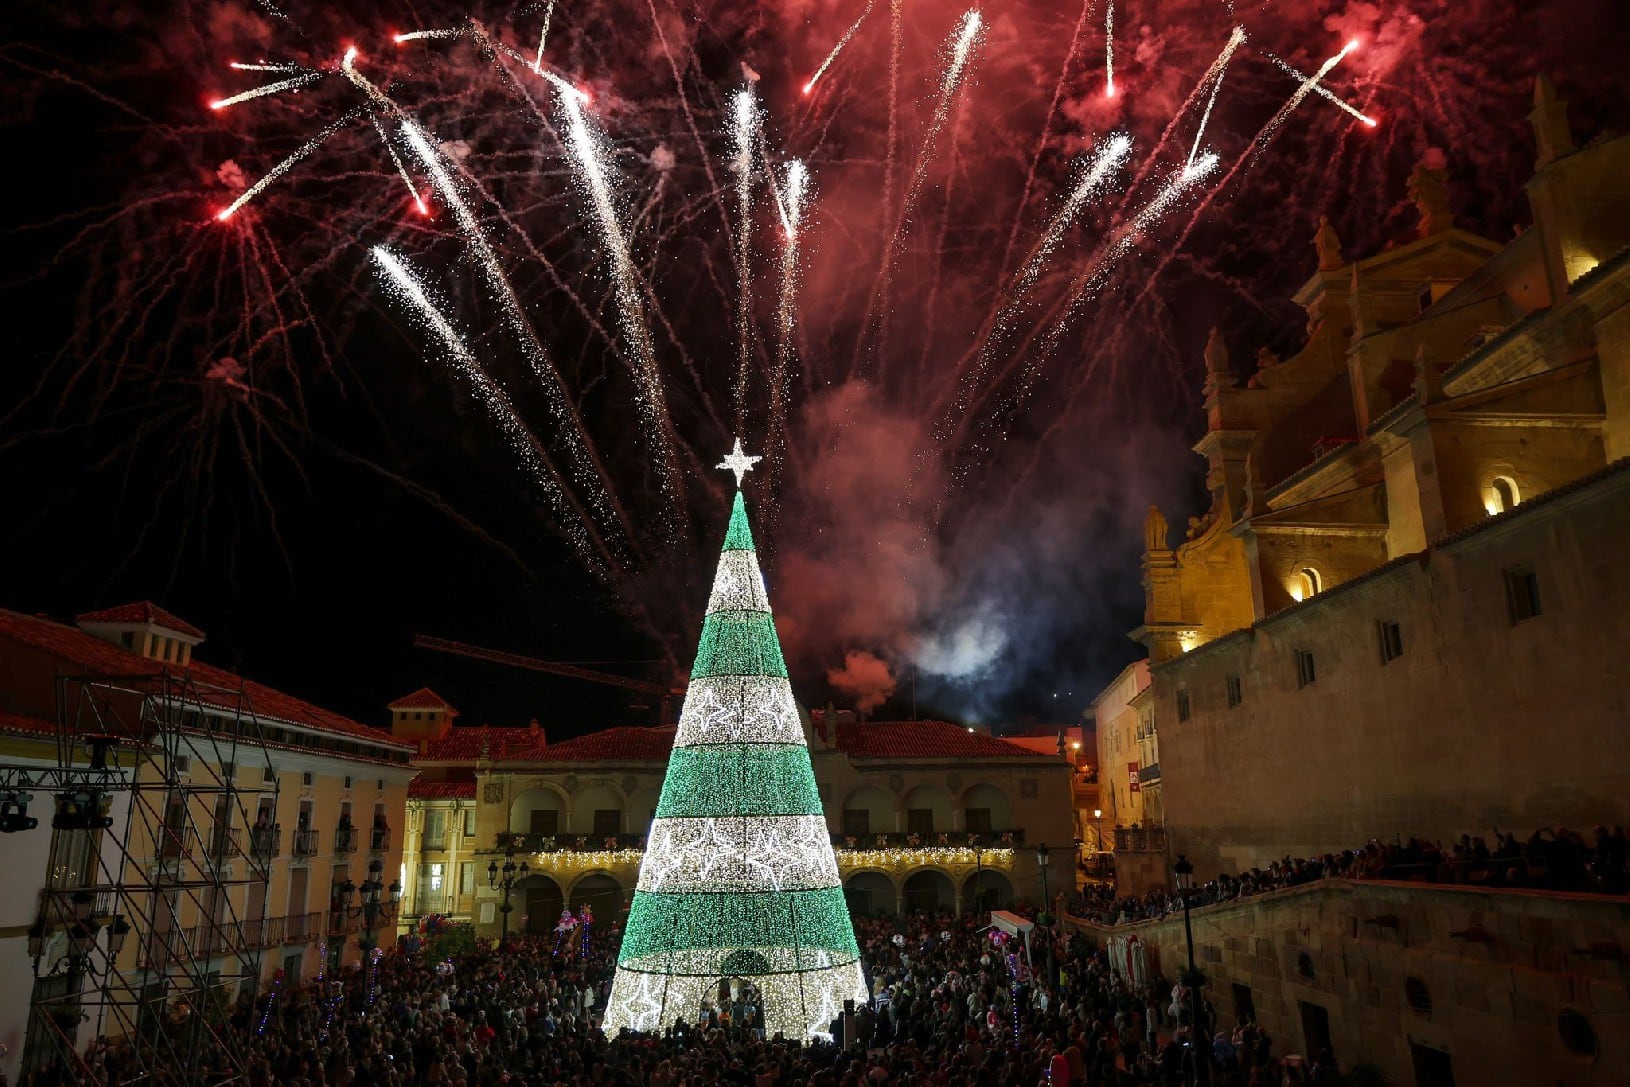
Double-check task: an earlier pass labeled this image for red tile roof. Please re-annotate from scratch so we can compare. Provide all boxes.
[527,726,675,762]
[417,724,550,761]
[76,602,206,640]
[408,779,477,800]
[0,608,410,752]
[836,719,1058,760]
[390,687,457,712]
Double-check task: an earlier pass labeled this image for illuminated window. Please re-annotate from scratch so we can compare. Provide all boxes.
[429,863,443,892]
[1298,567,1322,599]
[1491,476,1519,513]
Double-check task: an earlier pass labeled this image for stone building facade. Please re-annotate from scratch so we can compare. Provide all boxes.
[1132,78,1630,874]
[398,708,1076,938]
[1067,880,1630,1086]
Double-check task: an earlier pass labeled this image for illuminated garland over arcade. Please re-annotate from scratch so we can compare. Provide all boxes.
[603,441,867,1040]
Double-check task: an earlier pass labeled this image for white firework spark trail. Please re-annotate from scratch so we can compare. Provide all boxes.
[228,61,305,73]
[729,87,759,427]
[398,115,636,551]
[907,9,984,216]
[1264,51,1378,127]
[1105,0,1116,98]
[995,0,1099,288]
[802,0,879,95]
[772,159,810,428]
[209,72,321,111]
[534,0,558,72]
[215,107,362,221]
[1051,153,1220,335]
[1254,39,1362,158]
[956,150,1224,439]
[938,132,1131,443]
[1188,26,1248,169]
[1012,133,1133,299]
[392,29,463,43]
[859,8,984,371]
[370,117,428,214]
[540,70,686,512]
[368,246,605,568]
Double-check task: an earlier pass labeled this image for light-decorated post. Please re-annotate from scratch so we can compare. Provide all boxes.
[602,439,867,1040]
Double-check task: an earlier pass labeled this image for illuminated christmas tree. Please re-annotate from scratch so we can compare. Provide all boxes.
[602,440,867,1040]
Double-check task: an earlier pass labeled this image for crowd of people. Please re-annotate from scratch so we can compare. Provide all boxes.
[1067,825,1630,926]
[24,905,1333,1087]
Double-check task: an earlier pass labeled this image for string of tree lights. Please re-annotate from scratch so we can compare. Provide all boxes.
[602,442,867,1040]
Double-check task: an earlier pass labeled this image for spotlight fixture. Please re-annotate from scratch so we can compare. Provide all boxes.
[1,792,38,833]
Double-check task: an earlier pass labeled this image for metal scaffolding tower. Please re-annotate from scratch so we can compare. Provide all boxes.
[2,668,278,1086]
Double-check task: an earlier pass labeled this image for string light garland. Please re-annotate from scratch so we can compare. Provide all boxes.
[604,445,867,1040]
[255,973,282,1035]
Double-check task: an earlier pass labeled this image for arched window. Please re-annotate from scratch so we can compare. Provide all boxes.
[1490,476,1519,514]
[1298,567,1322,600]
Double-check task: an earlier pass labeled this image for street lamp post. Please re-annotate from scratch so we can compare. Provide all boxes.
[336,860,401,971]
[1173,854,1210,1087]
[488,845,529,943]
[1036,843,1053,988]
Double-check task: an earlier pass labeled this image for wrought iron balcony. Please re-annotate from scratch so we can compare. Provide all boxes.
[292,828,320,856]
[1112,825,1168,852]
[250,824,282,859]
[334,826,359,854]
[831,829,1026,850]
[284,911,321,943]
[207,826,241,860]
[496,832,648,853]
[38,886,115,926]
[370,827,391,852]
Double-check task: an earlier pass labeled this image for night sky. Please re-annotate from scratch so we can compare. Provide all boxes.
[3,1,1625,740]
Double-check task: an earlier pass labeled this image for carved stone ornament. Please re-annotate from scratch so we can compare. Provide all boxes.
[483,782,504,805]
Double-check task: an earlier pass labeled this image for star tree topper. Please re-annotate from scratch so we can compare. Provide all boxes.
[717,438,762,488]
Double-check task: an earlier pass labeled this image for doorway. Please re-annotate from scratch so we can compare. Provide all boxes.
[1298,1000,1333,1063]
[1410,1042,1455,1087]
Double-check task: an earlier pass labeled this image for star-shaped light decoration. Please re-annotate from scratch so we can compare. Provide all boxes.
[717,437,762,488]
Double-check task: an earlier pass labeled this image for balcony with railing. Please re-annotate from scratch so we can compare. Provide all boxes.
[207,826,241,861]
[250,824,282,859]
[496,832,649,853]
[832,829,1028,850]
[284,911,321,943]
[292,828,319,856]
[38,886,116,926]
[1113,825,1168,853]
[370,827,391,853]
[334,826,359,854]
